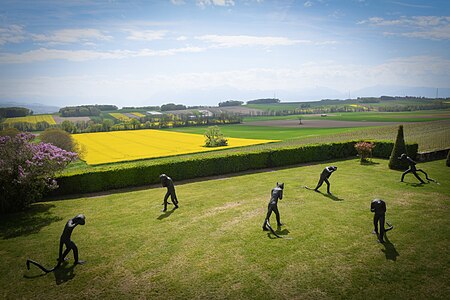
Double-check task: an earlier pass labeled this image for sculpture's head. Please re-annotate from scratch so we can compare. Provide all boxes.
[74,214,86,225]
[276,182,284,190]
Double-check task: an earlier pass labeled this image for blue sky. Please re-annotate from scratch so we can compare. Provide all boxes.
[0,0,449,107]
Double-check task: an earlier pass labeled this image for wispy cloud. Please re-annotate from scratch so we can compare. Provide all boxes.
[196,34,306,47]
[31,29,113,45]
[196,0,235,8]
[0,46,206,64]
[359,16,450,40]
[0,25,27,46]
[125,30,167,41]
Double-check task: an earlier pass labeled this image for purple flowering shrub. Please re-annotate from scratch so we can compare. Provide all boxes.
[0,133,77,213]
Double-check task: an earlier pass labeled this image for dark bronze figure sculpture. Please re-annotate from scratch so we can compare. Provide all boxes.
[398,153,432,184]
[312,166,337,194]
[160,174,179,212]
[26,214,86,273]
[370,199,393,243]
[262,182,284,238]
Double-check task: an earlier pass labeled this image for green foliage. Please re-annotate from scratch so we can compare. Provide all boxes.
[204,126,228,147]
[160,103,187,111]
[0,128,20,137]
[40,128,83,155]
[446,150,450,167]
[218,100,244,107]
[389,125,409,170]
[0,107,32,118]
[51,140,418,196]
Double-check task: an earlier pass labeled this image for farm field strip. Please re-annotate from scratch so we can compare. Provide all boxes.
[109,112,131,121]
[72,129,278,165]
[3,114,56,125]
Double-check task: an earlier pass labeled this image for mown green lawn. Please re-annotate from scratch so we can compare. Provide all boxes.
[1,159,449,299]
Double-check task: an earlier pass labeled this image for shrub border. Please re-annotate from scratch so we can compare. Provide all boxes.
[49,140,418,196]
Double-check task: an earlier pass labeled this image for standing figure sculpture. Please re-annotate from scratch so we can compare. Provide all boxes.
[398,153,432,184]
[370,199,393,243]
[26,214,86,273]
[312,166,337,194]
[262,182,284,238]
[160,174,179,212]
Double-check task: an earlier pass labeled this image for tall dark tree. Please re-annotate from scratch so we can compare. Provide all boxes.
[388,125,408,170]
[446,150,450,167]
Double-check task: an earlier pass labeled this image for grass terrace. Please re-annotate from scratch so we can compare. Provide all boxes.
[1,159,449,299]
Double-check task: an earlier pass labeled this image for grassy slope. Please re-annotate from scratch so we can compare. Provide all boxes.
[1,159,449,299]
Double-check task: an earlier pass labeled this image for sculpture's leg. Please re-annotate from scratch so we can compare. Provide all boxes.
[162,192,169,212]
[373,214,379,234]
[401,169,411,182]
[412,171,425,183]
[263,206,273,230]
[273,206,282,226]
[314,178,324,191]
[378,214,386,243]
[324,178,331,194]
[417,169,430,180]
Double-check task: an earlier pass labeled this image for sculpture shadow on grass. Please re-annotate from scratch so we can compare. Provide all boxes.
[381,235,399,261]
[157,209,175,220]
[315,190,344,201]
[359,160,380,166]
[23,261,77,284]
[0,204,62,239]
[53,261,76,285]
[267,227,291,239]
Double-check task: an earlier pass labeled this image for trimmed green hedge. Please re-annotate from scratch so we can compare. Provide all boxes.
[49,140,418,196]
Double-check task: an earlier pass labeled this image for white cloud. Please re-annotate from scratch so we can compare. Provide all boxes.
[359,16,450,40]
[177,36,188,41]
[304,1,313,8]
[196,34,306,47]
[0,25,26,46]
[125,30,167,41]
[171,0,186,4]
[31,29,112,45]
[196,0,235,8]
[0,46,207,64]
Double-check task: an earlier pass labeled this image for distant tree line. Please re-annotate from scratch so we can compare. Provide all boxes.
[0,107,33,118]
[247,98,280,104]
[59,105,118,117]
[219,100,243,107]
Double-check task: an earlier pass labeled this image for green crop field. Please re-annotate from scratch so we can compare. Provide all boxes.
[243,110,450,123]
[165,125,358,140]
[1,159,449,299]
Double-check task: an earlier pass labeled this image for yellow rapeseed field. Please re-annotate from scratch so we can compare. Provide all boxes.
[109,113,131,121]
[4,115,56,125]
[131,112,146,117]
[73,129,278,165]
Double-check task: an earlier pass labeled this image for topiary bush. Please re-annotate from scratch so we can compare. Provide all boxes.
[446,150,450,167]
[388,125,409,170]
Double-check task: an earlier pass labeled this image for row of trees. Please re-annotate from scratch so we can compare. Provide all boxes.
[0,107,33,118]
[59,104,118,117]
[0,111,242,134]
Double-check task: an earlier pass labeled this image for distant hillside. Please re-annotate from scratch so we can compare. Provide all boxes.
[0,102,60,114]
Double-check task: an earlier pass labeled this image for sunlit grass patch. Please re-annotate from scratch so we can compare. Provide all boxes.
[72,129,279,165]
[4,115,56,125]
